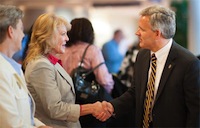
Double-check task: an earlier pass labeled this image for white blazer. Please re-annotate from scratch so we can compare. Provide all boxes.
[0,54,44,128]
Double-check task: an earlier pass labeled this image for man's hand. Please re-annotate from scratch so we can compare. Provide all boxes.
[91,101,114,122]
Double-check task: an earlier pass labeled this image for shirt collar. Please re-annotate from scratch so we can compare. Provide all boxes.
[47,54,62,66]
[151,38,172,63]
[0,53,22,76]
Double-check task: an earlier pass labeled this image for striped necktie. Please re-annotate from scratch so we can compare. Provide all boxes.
[143,53,157,128]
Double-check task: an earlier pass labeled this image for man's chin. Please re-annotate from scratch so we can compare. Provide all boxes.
[139,43,144,48]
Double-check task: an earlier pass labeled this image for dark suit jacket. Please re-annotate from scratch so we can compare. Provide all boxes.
[111,41,200,127]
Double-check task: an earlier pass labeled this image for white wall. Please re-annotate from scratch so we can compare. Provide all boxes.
[19,0,172,53]
[89,7,139,49]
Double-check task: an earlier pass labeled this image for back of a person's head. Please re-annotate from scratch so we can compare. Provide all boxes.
[113,29,124,43]
[66,17,94,47]
[23,13,71,69]
[114,29,122,36]
[0,5,23,44]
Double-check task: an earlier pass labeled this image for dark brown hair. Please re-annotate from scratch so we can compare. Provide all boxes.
[66,18,94,47]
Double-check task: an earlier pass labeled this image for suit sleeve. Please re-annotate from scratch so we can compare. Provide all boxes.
[183,59,200,127]
[110,85,135,118]
[110,49,143,118]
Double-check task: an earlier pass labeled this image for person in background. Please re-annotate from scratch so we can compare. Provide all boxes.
[102,29,125,74]
[117,42,140,88]
[23,13,110,128]
[197,55,200,60]
[102,5,200,127]
[60,17,114,94]
[60,17,114,128]
[0,5,50,128]
[12,34,29,64]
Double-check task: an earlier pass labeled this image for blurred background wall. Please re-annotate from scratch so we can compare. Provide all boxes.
[0,0,199,56]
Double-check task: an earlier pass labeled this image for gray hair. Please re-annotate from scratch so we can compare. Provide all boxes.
[0,5,24,43]
[140,5,176,39]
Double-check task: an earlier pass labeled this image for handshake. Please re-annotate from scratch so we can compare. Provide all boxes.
[89,101,114,122]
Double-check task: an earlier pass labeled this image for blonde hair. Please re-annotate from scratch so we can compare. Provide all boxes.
[23,13,71,69]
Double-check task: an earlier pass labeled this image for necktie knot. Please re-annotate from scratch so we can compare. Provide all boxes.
[151,53,157,62]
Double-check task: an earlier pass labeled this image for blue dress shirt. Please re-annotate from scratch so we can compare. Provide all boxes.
[102,39,124,73]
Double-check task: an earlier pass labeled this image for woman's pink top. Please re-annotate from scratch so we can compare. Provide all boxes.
[60,42,114,93]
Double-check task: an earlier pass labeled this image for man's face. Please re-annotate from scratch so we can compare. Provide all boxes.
[116,31,124,43]
[13,19,24,52]
[135,16,157,50]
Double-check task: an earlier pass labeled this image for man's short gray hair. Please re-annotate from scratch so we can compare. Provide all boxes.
[0,5,24,43]
[140,5,176,39]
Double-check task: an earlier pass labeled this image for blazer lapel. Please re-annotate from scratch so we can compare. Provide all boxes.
[29,92,36,114]
[13,73,28,92]
[1,55,37,117]
[14,73,37,117]
[154,42,177,103]
[54,63,75,93]
[2,54,29,93]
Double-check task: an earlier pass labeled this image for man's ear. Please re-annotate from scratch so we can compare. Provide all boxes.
[155,30,162,37]
[7,25,14,38]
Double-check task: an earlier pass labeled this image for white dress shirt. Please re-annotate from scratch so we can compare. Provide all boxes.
[150,39,172,100]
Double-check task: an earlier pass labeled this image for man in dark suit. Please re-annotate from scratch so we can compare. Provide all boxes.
[197,55,200,60]
[100,5,200,128]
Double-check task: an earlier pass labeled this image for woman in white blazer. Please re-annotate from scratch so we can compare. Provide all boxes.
[0,5,49,128]
[23,13,109,128]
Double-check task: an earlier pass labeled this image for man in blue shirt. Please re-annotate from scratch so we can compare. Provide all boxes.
[102,29,125,74]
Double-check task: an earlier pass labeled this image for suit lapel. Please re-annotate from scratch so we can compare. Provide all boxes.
[54,63,75,93]
[139,51,151,104]
[154,42,177,103]
[135,50,151,126]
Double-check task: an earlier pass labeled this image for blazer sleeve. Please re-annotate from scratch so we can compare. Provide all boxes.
[26,60,80,122]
